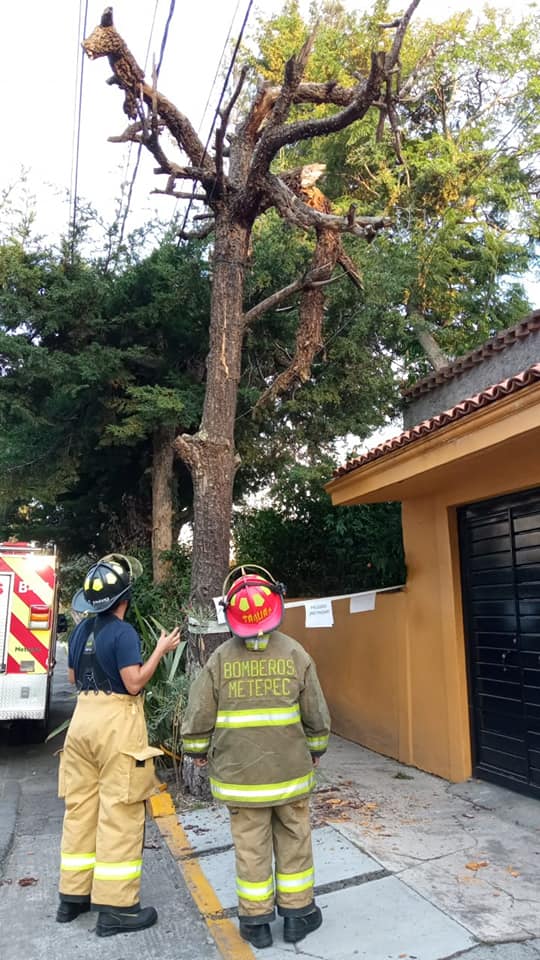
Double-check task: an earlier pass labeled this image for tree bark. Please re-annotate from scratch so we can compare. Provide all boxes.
[151,425,175,583]
[408,310,448,370]
[175,216,250,608]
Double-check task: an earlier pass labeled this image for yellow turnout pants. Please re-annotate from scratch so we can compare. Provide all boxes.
[228,798,314,919]
[58,692,161,911]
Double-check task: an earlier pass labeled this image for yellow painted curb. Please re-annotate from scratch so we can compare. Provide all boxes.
[148,792,176,817]
[152,795,256,960]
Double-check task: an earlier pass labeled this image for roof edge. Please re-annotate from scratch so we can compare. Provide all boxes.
[403,311,540,401]
[334,364,540,479]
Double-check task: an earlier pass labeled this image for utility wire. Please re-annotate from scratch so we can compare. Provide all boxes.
[178,0,254,241]
[156,0,176,76]
[118,0,161,192]
[69,0,89,260]
[116,0,177,261]
[172,0,242,224]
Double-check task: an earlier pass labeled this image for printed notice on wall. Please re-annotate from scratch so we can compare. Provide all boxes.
[349,592,376,613]
[305,599,334,629]
[213,596,226,623]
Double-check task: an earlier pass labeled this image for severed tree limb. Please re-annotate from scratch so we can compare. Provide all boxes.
[245,0,421,186]
[265,29,318,131]
[243,264,335,327]
[83,9,216,179]
[265,173,390,238]
[248,51,385,184]
[253,228,338,413]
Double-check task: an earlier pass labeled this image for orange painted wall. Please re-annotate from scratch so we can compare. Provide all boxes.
[292,416,540,782]
[283,592,406,761]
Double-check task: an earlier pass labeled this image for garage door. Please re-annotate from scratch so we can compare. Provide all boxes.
[459,487,540,798]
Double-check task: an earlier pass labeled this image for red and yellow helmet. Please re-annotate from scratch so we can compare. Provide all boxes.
[222,565,286,640]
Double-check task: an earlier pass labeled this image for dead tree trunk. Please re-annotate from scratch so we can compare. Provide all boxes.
[151,425,175,583]
[175,218,250,609]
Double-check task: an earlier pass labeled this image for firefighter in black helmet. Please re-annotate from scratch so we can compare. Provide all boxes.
[56,554,180,937]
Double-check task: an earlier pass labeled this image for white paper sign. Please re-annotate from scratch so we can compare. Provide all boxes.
[350,592,376,613]
[213,596,226,624]
[305,599,334,629]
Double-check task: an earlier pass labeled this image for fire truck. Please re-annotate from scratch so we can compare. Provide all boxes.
[0,541,64,738]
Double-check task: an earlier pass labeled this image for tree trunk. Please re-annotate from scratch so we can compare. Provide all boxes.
[177,214,251,612]
[151,425,175,583]
[409,310,448,370]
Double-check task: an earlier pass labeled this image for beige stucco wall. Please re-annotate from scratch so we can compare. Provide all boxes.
[299,389,540,783]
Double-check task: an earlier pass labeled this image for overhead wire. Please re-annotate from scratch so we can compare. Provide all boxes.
[171,0,242,222]
[178,0,255,241]
[115,0,165,261]
[69,0,90,260]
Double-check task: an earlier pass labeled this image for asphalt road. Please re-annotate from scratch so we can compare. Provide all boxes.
[0,644,220,960]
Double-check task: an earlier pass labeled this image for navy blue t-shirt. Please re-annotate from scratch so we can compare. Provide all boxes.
[68,614,142,694]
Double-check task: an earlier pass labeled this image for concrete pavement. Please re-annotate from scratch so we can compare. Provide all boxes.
[1,648,539,960]
[0,646,220,960]
[153,735,540,960]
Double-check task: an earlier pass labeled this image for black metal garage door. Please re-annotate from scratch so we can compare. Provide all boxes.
[459,487,540,798]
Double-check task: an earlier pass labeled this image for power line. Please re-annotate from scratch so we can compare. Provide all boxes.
[69,0,90,259]
[156,0,176,76]
[178,0,254,241]
[171,0,242,223]
[114,0,163,261]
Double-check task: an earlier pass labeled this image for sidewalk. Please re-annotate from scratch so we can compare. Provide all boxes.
[153,734,540,960]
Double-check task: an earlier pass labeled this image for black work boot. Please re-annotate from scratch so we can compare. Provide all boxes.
[56,900,91,923]
[239,918,273,949]
[283,905,323,943]
[96,906,158,937]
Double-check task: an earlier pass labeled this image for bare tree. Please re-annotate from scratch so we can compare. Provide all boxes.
[83,1,421,637]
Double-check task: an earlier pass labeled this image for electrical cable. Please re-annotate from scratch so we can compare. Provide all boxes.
[171,0,242,222]
[115,0,179,263]
[156,0,176,76]
[118,0,161,192]
[69,0,90,259]
[178,0,254,241]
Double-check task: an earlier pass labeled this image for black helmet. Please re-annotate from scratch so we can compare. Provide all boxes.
[72,559,132,615]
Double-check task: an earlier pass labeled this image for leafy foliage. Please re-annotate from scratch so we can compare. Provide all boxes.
[132,605,188,754]
[248,0,537,380]
[234,462,406,596]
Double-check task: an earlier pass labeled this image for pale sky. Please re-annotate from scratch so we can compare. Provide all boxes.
[1,0,536,243]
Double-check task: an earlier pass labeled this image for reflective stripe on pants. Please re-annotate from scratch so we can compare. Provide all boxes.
[228,798,314,917]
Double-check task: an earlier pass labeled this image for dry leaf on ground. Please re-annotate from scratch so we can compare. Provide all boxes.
[465,860,489,871]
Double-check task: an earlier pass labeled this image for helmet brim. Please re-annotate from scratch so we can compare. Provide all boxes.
[72,585,131,615]
[71,588,97,615]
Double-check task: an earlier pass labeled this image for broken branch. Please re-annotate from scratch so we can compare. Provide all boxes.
[243,264,334,326]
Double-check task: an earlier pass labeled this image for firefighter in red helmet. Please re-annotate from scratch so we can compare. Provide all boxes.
[181,565,330,950]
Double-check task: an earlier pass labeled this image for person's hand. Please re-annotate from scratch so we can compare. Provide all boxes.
[194,758,208,768]
[312,756,320,766]
[157,625,181,656]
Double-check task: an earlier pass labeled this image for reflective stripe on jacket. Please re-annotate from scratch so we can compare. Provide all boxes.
[181,631,330,807]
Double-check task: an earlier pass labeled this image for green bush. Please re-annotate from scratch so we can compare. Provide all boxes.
[234,463,406,596]
[132,606,189,756]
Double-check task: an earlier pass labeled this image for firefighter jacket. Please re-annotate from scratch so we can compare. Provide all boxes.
[181,630,331,807]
